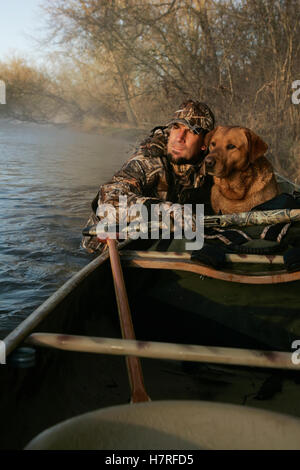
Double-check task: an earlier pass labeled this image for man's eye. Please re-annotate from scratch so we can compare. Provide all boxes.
[227,144,236,150]
[173,123,179,129]
[210,142,216,147]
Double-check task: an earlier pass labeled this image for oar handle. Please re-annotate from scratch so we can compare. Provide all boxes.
[107,238,150,403]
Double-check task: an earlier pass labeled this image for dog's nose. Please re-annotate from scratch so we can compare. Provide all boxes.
[205,156,216,169]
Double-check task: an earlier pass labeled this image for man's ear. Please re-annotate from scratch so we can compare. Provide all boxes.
[204,126,218,147]
[245,129,268,161]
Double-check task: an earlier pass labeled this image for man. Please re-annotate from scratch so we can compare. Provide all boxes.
[82,100,215,252]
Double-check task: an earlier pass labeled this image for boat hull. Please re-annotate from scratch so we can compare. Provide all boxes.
[1,242,300,449]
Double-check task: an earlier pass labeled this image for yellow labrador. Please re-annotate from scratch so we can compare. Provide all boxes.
[204,126,278,214]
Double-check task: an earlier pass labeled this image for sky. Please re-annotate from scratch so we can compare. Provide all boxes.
[0,0,45,62]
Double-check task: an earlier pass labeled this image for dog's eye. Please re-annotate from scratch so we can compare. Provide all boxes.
[226,144,236,150]
[210,142,216,148]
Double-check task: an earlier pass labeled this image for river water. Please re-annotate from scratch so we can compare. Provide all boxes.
[0,120,139,336]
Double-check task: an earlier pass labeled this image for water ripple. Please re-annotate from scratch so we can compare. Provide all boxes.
[0,120,132,335]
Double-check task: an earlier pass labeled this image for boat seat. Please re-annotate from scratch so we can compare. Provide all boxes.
[25,400,300,450]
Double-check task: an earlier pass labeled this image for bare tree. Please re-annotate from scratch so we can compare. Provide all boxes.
[1,0,299,179]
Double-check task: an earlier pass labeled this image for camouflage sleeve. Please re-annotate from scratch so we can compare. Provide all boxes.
[81,132,167,252]
[81,129,196,252]
[81,152,164,252]
[99,153,162,215]
[98,128,170,216]
[97,152,197,234]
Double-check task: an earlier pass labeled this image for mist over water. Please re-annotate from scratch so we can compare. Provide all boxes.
[0,120,136,335]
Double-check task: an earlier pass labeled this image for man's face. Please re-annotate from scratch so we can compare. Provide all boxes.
[167,123,205,164]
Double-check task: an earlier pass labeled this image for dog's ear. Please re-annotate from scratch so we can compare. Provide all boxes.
[245,129,268,161]
[204,126,218,146]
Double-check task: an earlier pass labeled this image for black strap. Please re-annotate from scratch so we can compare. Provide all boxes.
[228,244,282,255]
[253,193,300,210]
[284,247,300,271]
[191,244,227,269]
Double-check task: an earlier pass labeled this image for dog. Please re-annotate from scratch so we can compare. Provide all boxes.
[204,126,279,214]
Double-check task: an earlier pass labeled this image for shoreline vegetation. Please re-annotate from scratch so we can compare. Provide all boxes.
[0,116,147,144]
[71,119,148,142]
[0,0,299,180]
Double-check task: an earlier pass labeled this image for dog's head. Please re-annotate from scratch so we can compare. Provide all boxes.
[204,126,268,178]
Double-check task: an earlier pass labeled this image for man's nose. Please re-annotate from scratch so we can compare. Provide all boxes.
[176,129,187,142]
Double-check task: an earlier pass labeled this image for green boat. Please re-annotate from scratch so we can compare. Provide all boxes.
[1,174,300,450]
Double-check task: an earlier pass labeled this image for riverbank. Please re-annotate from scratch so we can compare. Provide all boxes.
[0,117,148,144]
[71,118,149,142]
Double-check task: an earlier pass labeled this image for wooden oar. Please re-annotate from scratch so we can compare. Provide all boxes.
[26,333,300,370]
[106,238,150,403]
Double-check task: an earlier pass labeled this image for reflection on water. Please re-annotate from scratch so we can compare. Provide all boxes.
[0,120,138,335]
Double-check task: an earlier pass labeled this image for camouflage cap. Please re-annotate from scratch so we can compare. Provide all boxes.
[167,100,215,135]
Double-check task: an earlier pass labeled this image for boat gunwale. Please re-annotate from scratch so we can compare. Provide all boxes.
[5,238,300,356]
[121,251,300,284]
[3,240,129,356]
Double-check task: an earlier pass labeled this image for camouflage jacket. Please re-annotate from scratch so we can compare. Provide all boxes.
[82,128,212,252]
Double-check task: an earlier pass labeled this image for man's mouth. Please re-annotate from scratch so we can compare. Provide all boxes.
[171,146,185,154]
